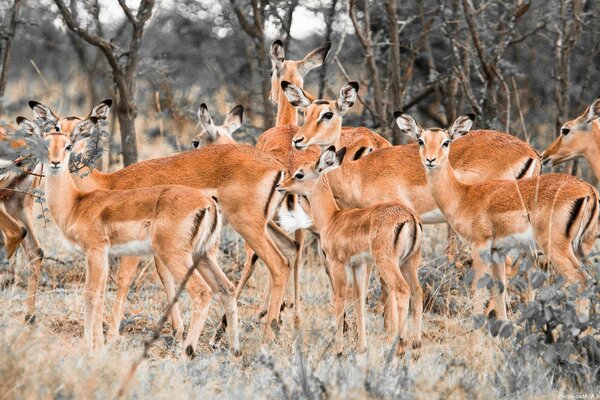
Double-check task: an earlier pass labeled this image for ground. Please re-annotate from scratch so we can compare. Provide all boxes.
[0,218,596,399]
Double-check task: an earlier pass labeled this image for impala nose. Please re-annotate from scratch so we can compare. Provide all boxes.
[51,161,60,168]
[426,157,436,163]
[293,137,305,149]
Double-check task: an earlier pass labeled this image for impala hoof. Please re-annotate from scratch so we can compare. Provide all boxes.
[24,314,36,324]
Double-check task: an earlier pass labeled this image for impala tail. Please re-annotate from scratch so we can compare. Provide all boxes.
[191,199,222,256]
[395,215,422,264]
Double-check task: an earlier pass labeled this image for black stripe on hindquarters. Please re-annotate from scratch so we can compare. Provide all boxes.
[581,196,598,240]
[189,209,207,244]
[209,205,219,235]
[566,197,586,237]
[353,146,368,161]
[264,171,284,217]
[516,158,534,179]
[393,222,406,248]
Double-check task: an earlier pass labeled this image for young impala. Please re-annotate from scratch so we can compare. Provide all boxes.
[27,100,295,341]
[191,103,243,148]
[39,119,240,355]
[278,147,423,354]
[542,98,600,178]
[396,112,598,318]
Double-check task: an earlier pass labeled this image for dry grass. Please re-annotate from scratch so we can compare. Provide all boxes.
[0,219,566,400]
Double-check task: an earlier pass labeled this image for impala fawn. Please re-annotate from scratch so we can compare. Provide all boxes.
[542,98,600,179]
[278,147,423,354]
[39,119,240,356]
[396,112,598,318]
[192,103,243,148]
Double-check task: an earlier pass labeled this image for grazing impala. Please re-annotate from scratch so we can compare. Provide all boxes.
[396,112,598,318]
[40,119,240,355]
[542,98,600,179]
[191,103,243,148]
[28,101,295,340]
[278,147,423,354]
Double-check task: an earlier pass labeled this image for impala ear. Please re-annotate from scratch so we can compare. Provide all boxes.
[449,114,475,139]
[297,42,331,77]
[337,82,358,115]
[394,111,422,139]
[71,116,98,142]
[281,81,312,108]
[585,98,600,123]
[197,103,218,140]
[270,40,285,74]
[223,105,244,134]
[16,116,41,136]
[316,145,346,174]
[28,100,58,122]
[90,99,112,119]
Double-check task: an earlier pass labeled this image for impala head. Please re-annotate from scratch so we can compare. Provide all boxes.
[192,103,243,148]
[269,40,331,105]
[28,99,112,136]
[542,98,600,167]
[277,146,347,196]
[395,112,475,170]
[281,81,359,150]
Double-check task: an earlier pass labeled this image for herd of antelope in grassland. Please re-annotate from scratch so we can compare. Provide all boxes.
[1,39,599,358]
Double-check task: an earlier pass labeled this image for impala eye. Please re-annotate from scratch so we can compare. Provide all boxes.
[417,139,424,147]
[66,144,73,151]
[322,112,334,120]
[442,140,451,148]
[561,127,570,135]
[54,126,60,132]
[294,171,305,180]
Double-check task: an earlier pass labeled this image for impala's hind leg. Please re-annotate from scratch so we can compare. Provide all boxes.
[329,260,348,356]
[161,253,213,357]
[195,250,240,356]
[352,263,368,353]
[377,259,410,353]
[154,257,184,341]
[401,249,423,348]
[109,256,139,339]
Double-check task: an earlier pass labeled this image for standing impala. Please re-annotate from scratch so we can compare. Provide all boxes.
[278,147,423,354]
[27,100,295,341]
[542,98,600,178]
[396,112,598,318]
[40,120,239,355]
[286,92,542,316]
[191,103,243,148]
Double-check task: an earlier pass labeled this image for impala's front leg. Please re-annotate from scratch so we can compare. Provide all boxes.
[490,252,507,320]
[470,244,488,315]
[109,256,140,339]
[85,247,109,351]
[330,260,348,356]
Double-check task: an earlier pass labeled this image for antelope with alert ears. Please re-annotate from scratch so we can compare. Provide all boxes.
[542,98,600,179]
[191,103,243,149]
[39,118,240,355]
[278,147,423,354]
[396,112,598,318]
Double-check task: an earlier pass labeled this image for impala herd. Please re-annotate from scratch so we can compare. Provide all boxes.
[1,40,599,357]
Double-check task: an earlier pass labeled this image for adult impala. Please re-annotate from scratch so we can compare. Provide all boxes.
[38,119,239,355]
[396,112,597,318]
[542,98,600,179]
[27,100,296,340]
[278,147,423,354]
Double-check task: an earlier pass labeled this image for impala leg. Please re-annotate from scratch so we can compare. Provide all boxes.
[401,248,423,348]
[108,256,139,338]
[17,199,44,323]
[470,245,488,315]
[155,257,184,340]
[490,255,508,320]
[0,206,25,260]
[353,263,368,353]
[195,250,240,356]
[292,228,305,327]
[330,260,348,356]
[377,259,410,353]
[85,247,109,351]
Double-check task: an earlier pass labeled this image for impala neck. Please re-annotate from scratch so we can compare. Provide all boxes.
[276,89,298,126]
[71,167,106,192]
[583,121,600,181]
[424,158,466,224]
[44,161,80,228]
[307,175,339,234]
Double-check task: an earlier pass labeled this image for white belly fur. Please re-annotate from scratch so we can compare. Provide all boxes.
[109,239,154,257]
[420,209,447,224]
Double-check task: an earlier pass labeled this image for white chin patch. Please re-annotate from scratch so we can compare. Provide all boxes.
[277,203,313,233]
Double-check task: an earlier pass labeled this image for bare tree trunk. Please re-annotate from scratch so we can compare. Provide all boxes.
[0,0,22,115]
[318,0,338,99]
